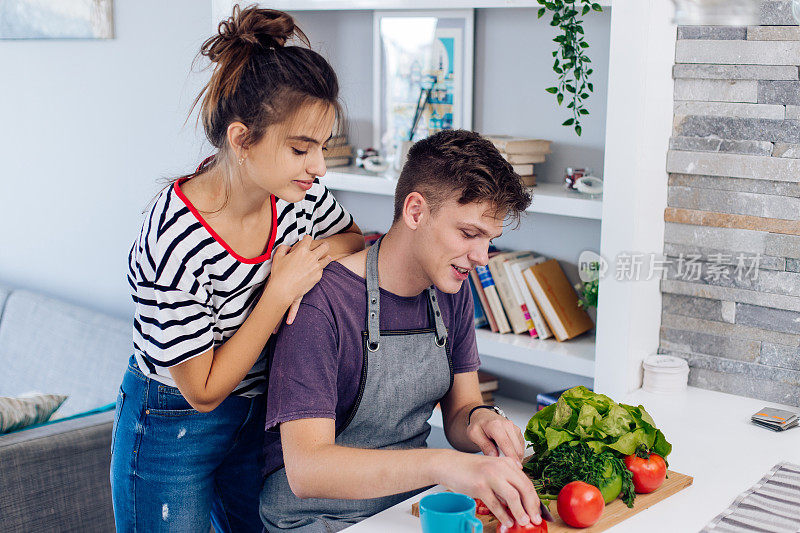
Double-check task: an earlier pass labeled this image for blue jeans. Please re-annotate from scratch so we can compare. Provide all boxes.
[110,357,265,532]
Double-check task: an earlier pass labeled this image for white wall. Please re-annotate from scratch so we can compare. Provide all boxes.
[290,10,375,150]
[474,8,611,184]
[0,0,212,319]
[594,0,675,398]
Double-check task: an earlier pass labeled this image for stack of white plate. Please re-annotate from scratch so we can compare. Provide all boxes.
[642,355,690,393]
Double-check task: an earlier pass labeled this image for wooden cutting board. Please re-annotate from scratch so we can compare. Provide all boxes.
[412,470,693,532]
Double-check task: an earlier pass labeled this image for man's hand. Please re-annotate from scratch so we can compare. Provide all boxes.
[466,408,526,463]
[280,418,541,529]
[435,451,542,529]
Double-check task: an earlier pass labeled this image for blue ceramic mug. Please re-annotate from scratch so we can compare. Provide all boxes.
[419,492,483,533]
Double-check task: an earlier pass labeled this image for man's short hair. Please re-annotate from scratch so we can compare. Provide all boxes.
[392,129,532,225]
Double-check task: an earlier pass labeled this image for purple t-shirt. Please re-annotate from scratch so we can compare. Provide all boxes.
[262,261,480,475]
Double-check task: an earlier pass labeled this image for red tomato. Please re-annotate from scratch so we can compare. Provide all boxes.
[557,481,604,528]
[496,520,548,532]
[625,452,667,494]
[475,498,492,515]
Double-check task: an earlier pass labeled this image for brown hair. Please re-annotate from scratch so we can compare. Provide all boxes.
[161,5,341,213]
[194,4,340,152]
[393,130,532,226]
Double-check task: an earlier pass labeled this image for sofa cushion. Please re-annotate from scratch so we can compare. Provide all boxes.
[0,393,68,433]
[0,291,130,417]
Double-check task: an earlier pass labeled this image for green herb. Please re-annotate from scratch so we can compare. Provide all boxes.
[578,279,598,310]
[529,478,555,502]
[525,386,672,462]
[525,442,636,507]
[537,0,603,136]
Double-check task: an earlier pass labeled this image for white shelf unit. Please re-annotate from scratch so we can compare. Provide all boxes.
[215,0,612,15]
[322,167,603,220]
[475,329,596,378]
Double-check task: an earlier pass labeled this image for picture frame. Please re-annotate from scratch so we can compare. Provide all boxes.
[0,0,114,40]
[372,10,474,155]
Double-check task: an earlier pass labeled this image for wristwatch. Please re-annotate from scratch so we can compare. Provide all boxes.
[467,405,508,426]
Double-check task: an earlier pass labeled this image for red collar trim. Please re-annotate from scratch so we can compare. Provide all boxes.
[173,174,278,265]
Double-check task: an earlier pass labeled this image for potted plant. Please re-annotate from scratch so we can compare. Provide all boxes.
[537,0,604,136]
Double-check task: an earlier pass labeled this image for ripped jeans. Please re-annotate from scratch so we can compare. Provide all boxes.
[110,357,265,533]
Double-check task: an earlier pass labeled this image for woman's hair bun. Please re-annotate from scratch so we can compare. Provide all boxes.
[192,3,338,155]
[204,4,307,62]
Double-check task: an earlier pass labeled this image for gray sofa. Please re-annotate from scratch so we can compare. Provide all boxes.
[0,285,130,532]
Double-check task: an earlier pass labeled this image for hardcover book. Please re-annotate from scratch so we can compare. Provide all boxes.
[487,251,534,335]
[507,256,552,340]
[523,259,594,342]
[475,265,511,334]
[468,276,489,329]
[502,152,546,164]
[484,135,552,155]
[478,371,499,393]
[324,144,353,159]
[536,388,569,411]
[470,270,498,332]
[323,156,351,167]
[327,135,348,147]
[510,163,534,176]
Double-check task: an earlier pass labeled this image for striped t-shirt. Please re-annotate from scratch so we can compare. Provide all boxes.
[128,175,354,397]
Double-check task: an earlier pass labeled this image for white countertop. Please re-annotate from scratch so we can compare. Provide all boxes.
[343,386,800,532]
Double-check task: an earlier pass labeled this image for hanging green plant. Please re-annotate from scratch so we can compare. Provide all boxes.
[537,0,603,137]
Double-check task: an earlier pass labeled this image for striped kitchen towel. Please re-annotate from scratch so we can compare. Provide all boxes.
[702,462,800,532]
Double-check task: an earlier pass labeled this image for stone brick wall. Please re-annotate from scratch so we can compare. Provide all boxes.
[661,1,800,406]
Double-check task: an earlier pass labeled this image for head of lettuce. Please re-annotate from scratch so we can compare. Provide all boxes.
[525,386,672,462]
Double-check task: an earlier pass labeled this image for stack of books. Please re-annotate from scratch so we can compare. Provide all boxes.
[324,135,353,168]
[478,371,499,405]
[484,135,552,187]
[468,252,594,342]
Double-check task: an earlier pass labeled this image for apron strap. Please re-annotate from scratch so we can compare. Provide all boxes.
[365,236,382,351]
[426,287,448,347]
[365,236,447,348]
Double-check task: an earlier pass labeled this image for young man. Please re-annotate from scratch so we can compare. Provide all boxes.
[260,130,541,533]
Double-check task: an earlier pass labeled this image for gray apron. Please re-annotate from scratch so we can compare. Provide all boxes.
[260,237,454,533]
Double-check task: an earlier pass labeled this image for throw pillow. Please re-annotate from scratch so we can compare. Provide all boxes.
[0,393,68,433]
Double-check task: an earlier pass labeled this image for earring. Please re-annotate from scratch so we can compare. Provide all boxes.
[238,155,245,166]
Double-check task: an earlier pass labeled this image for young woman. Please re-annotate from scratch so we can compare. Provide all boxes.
[110,6,363,532]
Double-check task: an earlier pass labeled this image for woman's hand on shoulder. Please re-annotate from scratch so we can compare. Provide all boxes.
[268,235,331,307]
[277,234,361,327]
